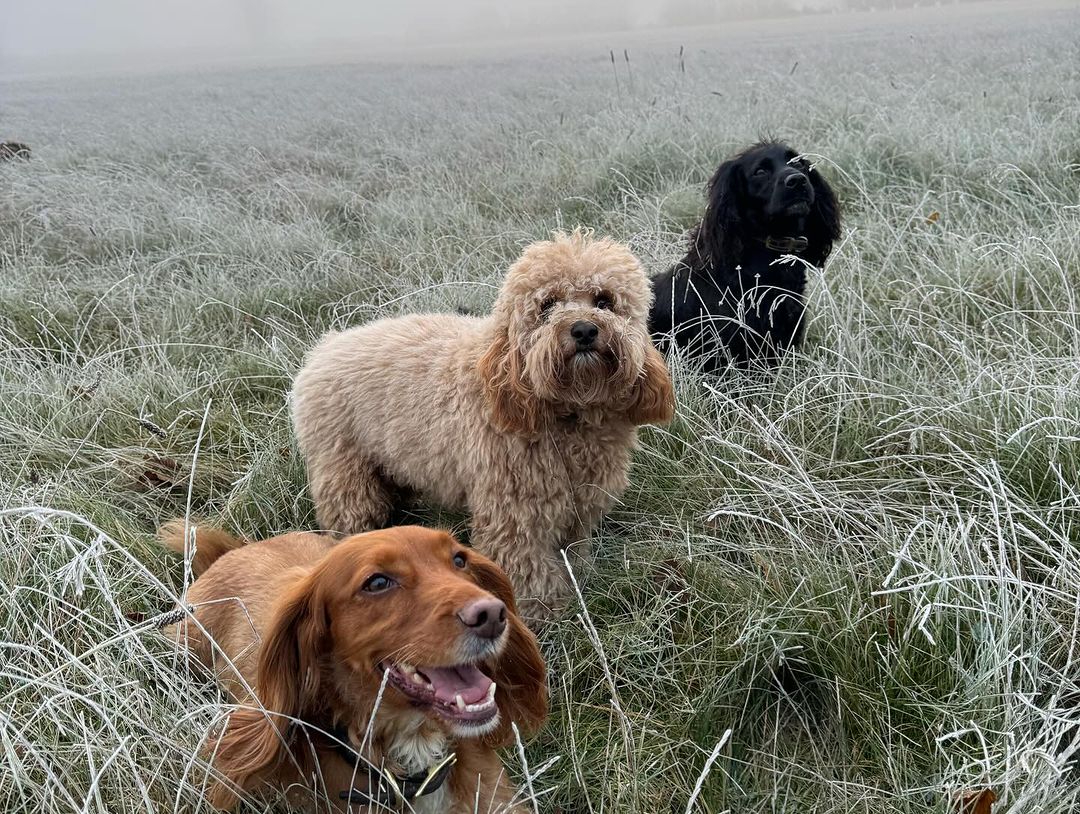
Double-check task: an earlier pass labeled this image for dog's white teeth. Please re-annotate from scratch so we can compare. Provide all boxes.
[465,684,498,712]
[399,662,415,674]
[455,694,466,711]
[411,672,426,685]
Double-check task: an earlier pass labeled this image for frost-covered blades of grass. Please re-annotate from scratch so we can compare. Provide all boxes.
[2,4,1080,812]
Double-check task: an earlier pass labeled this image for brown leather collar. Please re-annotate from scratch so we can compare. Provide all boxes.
[292,722,456,809]
[757,235,809,253]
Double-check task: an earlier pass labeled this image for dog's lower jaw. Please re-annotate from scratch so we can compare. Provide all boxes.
[380,660,501,732]
[569,348,612,368]
[544,349,614,390]
[554,358,638,413]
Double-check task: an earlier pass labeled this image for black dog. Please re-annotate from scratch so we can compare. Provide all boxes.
[649,142,840,371]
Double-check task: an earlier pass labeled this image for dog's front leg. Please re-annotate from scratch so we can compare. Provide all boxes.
[468,503,570,624]
[308,444,394,536]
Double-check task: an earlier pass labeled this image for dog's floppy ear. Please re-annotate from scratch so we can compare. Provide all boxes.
[477,323,541,436]
[208,569,327,809]
[805,164,841,267]
[626,345,675,426]
[697,157,744,269]
[468,554,548,746]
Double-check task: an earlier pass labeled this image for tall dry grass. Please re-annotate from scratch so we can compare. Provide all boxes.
[2,4,1080,811]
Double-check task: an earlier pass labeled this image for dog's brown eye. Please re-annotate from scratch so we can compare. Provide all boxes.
[362,574,396,593]
[453,553,467,569]
[753,167,769,177]
[539,297,557,318]
[595,294,614,311]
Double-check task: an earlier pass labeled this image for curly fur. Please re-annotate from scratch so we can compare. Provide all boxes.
[649,141,841,371]
[291,230,675,621]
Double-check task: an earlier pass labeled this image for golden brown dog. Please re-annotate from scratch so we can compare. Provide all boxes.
[160,521,547,813]
[291,230,675,621]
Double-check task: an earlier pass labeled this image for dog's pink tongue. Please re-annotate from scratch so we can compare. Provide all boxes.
[422,665,493,705]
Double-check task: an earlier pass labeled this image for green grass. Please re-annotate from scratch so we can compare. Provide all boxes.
[3,4,1080,812]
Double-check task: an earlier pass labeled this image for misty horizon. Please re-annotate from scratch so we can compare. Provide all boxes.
[1,0,1007,77]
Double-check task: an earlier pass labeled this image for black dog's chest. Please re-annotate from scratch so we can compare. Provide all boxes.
[685,266,805,332]
[651,258,808,370]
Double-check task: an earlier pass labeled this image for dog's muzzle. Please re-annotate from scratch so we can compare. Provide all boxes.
[570,319,599,351]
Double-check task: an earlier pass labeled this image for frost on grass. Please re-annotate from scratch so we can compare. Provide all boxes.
[2,4,1080,812]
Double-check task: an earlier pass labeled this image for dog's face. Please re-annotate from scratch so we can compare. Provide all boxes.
[515,247,649,408]
[207,527,547,808]
[699,141,841,270]
[256,526,546,743]
[324,529,517,737]
[738,143,817,221]
[479,232,674,433]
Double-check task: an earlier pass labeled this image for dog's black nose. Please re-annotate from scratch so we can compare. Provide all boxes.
[784,172,809,190]
[571,320,599,348]
[458,598,507,640]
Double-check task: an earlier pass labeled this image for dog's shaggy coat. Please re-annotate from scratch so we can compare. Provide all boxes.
[161,522,546,813]
[649,141,841,371]
[291,231,674,620]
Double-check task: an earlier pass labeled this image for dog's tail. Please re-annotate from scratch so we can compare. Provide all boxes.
[157,519,246,577]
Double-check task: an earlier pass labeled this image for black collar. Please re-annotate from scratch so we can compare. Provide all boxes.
[296,723,457,809]
[755,235,809,253]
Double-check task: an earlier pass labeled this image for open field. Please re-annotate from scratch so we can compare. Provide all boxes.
[3,2,1080,811]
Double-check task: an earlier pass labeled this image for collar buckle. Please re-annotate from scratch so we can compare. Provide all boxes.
[339,751,457,808]
[762,235,809,253]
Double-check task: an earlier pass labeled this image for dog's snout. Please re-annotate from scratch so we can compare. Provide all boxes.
[457,598,507,640]
[571,320,599,348]
[783,172,809,190]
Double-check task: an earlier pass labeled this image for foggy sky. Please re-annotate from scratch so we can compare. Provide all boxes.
[0,0,655,59]
[0,0,853,75]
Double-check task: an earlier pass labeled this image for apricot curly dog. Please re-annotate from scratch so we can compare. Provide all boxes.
[291,230,674,620]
